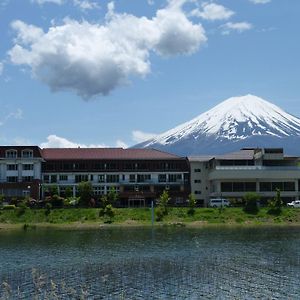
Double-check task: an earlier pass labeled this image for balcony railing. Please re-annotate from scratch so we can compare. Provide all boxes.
[215,166,300,171]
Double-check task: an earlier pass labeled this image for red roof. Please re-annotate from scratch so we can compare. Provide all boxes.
[41,148,182,160]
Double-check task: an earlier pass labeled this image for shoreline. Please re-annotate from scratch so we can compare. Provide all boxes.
[1,220,300,231]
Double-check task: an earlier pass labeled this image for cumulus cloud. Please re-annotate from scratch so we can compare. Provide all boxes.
[73,0,99,11]
[40,135,108,148]
[9,1,207,99]
[191,2,234,21]
[132,130,157,143]
[221,22,253,35]
[116,139,128,148]
[249,0,271,4]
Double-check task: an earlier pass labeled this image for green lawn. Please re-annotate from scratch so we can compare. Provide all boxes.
[0,207,300,227]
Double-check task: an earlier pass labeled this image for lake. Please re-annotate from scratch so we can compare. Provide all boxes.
[0,226,299,299]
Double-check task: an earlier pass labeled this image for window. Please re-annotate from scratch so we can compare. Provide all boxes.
[6,150,17,158]
[137,174,151,183]
[194,169,201,173]
[43,175,50,183]
[59,175,68,181]
[168,174,182,182]
[106,174,119,183]
[158,174,166,183]
[93,186,105,196]
[90,175,94,181]
[22,164,34,171]
[195,190,202,195]
[98,174,105,183]
[22,176,33,182]
[272,182,283,191]
[7,176,18,183]
[194,179,201,184]
[260,182,271,192]
[129,174,136,183]
[22,150,33,158]
[7,164,18,171]
[284,182,295,192]
[107,186,120,193]
[75,175,88,183]
[51,175,57,183]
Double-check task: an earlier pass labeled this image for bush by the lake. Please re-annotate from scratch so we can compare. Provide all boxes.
[244,192,260,214]
[45,203,52,216]
[78,181,93,207]
[15,201,28,217]
[156,190,170,221]
[268,189,283,215]
[187,193,196,216]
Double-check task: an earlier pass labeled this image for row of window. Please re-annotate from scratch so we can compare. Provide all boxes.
[221,181,296,193]
[43,161,187,172]
[5,150,33,158]
[6,164,34,171]
[6,176,34,183]
[43,174,184,184]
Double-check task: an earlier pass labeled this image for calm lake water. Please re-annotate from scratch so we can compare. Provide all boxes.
[0,226,299,299]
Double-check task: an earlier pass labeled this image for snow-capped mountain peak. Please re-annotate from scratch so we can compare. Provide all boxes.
[140,94,300,149]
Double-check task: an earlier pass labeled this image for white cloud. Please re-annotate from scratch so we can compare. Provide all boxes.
[0,62,3,75]
[9,1,207,99]
[191,2,234,21]
[73,0,99,11]
[221,22,253,35]
[0,108,23,126]
[31,0,64,4]
[249,0,271,4]
[116,139,128,148]
[132,130,157,143]
[40,135,108,148]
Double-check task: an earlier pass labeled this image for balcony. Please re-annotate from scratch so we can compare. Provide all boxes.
[215,166,300,171]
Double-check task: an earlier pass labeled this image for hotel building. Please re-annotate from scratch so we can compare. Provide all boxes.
[0,147,190,206]
[189,148,300,206]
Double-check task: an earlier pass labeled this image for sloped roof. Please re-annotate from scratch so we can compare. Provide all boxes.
[41,148,183,160]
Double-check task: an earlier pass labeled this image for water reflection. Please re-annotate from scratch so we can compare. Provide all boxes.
[0,226,299,299]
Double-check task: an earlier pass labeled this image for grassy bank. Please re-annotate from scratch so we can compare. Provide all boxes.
[0,207,300,229]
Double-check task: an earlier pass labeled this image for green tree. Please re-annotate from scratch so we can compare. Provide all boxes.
[107,187,118,206]
[48,185,59,197]
[78,181,93,207]
[244,192,260,214]
[268,189,283,215]
[156,190,170,221]
[99,195,115,223]
[187,193,196,216]
[65,186,73,198]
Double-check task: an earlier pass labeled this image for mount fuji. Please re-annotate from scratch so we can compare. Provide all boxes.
[134,94,300,155]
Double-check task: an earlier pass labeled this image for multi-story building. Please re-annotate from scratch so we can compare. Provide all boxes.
[189,148,300,206]
[0,146,190,206]
[41,148,190,206]
[0,146,43,199]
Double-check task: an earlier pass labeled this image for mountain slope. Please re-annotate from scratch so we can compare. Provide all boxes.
[135,95,300,155]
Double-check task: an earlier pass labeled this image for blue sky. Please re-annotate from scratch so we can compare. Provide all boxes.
[0,0,299,148]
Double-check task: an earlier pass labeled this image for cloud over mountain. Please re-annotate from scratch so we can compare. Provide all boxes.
[9,1,206,99]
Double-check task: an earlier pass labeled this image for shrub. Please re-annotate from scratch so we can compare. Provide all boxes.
[15,201,27,217]
[45,203,52,216]
[2,205,16,210]
[156,190,170,220]
[187,193,196,216]
[78,181,93,207]
[268,189,283,215]
[244,192,260,214]
[155,207,165,222]
[51,194,64,208]
[99,204,115,223]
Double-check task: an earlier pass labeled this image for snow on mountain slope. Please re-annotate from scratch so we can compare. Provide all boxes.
[141,94,300,148]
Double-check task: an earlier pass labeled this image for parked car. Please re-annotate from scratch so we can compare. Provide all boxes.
[287,200,300,208]
[208,198,230,208]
